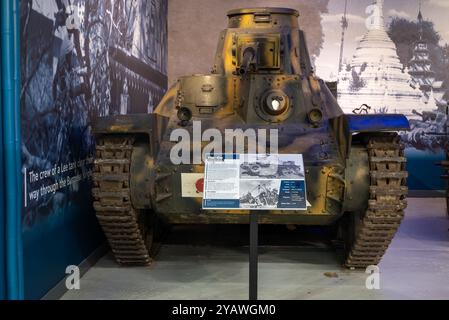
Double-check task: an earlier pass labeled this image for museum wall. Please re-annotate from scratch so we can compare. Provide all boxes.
[19,0,168,299]
[11,0,449,299]
[169,0,449,191]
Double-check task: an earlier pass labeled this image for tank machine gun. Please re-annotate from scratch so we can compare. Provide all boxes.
[238,47,257,76]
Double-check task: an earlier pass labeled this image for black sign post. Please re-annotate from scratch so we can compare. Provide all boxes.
[249,211,259,300]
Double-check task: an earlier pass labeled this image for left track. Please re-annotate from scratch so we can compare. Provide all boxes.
[92,135,152,265]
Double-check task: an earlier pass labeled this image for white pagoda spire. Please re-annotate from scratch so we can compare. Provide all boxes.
[338,0,349,73]
[372,0,385,31]
[337,0,429,118]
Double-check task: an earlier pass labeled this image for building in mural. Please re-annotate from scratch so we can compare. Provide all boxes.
[109,0,168,114]
[408,7,445,107]
[395,5,449,152]
[337,0,427,118]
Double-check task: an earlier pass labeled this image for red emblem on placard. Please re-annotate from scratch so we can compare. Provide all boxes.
[195,178,204,193]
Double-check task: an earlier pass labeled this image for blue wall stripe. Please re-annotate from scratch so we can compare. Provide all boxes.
[0,0,6,300]
[1,0,23,300]
[13,0,24,298]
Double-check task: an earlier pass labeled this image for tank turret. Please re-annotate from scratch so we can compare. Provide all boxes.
[212,8,311,77]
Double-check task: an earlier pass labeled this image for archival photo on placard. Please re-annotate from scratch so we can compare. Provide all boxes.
[240,154,305,180]
[277,154,305,179]
[203,154,307,210]
[239,180,281,209]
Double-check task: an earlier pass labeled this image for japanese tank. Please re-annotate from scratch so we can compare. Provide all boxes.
[92,8,409,267]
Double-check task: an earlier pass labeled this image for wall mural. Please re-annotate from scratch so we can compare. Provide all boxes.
[18,0,449,228]
[20,0,168,299]
[20,0,168,228]
[315,0,449,190]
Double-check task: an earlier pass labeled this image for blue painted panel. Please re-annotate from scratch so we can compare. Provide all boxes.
[0,189,5,300]
[406,148,445,191]
[203,199,240,209]
[23,188,104,300]
[278,180,306,209]
[2,0,22,299]
[347,114,410,132]
[0,16,5,298]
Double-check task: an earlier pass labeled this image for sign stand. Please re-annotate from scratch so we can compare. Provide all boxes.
[202,154,307,300]
[249,211,259,300]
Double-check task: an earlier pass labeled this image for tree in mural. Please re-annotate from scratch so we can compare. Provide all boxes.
[388,17,449,152]
[388,17,449,102]
[297,0,329,60]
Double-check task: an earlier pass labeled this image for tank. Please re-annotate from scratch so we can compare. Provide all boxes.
[92,8,410,267]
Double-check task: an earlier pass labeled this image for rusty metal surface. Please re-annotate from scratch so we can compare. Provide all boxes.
[344,133,408,268]
[130,142,153,209]
[92,113,168,138]
[343,146,370,213]
[93,136,153,265]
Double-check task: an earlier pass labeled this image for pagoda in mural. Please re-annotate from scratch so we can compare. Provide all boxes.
[337,0,428,118]
[408,4,445,107]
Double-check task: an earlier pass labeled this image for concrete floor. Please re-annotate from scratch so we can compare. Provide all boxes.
[62,198,449,300]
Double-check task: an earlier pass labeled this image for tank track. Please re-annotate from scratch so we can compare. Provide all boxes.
[92,136,153,265]
[345,133,408,268]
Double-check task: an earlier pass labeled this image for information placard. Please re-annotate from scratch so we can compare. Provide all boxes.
[203,154,307,210]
